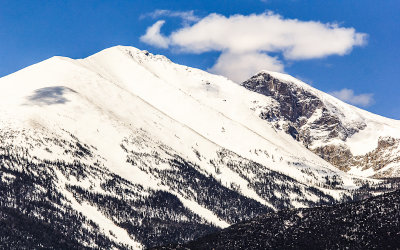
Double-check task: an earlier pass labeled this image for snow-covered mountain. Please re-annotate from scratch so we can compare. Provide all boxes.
[242,71,400,178]
[0,46,396,248]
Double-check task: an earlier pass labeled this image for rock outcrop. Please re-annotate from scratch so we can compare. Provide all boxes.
[242,71,400,177]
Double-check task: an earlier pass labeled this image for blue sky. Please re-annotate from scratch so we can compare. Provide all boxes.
[0,0,399,118]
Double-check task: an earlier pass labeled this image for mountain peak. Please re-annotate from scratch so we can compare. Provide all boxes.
[88,45,172,64]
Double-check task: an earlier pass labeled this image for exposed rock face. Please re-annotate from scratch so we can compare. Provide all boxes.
[242,72,399,176]
[242,72,365,144]
[312,137,400,176]
[312,145,353,172]
[356,137,400,177]
[242,72,323,124]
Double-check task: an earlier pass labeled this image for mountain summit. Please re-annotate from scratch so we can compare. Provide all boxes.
[0,46,398,248]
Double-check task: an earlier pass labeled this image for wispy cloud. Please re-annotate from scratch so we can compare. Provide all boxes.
[330,88,374,107]
[140,9,200,24]
[140,12,367,83]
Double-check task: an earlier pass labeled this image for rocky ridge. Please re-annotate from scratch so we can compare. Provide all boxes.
[242,71,400,177]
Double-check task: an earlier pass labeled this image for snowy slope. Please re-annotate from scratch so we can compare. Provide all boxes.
[83,47,360,185]
[242,70,400,177]
[0,46,386,248]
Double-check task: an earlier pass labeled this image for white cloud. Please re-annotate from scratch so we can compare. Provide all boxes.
[330,88,374,107]
[140,20,169,48]
[141,9,199,24]
[167,13,366,57]
[141,12,367,82]
[208,51,283,83]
